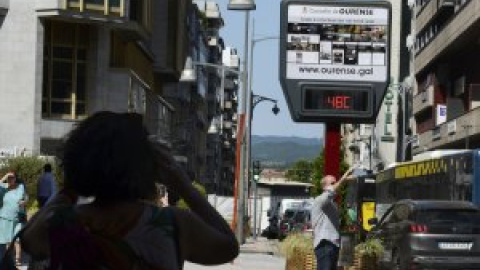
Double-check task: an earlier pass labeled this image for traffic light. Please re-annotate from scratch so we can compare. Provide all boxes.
[252,161,261,182]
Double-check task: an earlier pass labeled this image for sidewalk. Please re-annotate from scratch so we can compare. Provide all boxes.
[240,236,282,255]
[184,237,285,270]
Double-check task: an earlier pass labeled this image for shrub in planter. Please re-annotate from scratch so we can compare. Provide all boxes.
[354,238,384,270]
[281,232,316,270]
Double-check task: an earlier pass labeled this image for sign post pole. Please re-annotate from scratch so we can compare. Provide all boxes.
[324,123,341,180]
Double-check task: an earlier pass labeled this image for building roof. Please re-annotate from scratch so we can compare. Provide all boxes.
[257,179,313,187]
[260,169,286,178]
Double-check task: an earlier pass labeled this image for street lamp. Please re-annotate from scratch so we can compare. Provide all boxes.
[227,0,256,243]
[228,0,256,10]
[180,57,242,82]
[245,18,279,191]
[250,93,278,239]
[245,21,280,240]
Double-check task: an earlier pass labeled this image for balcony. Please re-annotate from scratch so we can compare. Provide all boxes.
[205,1,220,19]
[0,0,8,16]
[416,0,436,33]
[222,47,240,69]
[36,0,150,39]
[195,1,224,28]
[415,0,479,74]
[413,106,480,155]
[438,0,455,8]
[224,77,238,90]
[413,85,435,116]
[223,120,233,129]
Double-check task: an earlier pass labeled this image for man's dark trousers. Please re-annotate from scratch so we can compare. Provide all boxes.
[315,240,339,270]
[37,196,49,208]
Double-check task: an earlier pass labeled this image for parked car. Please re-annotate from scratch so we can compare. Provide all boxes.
[368,199,480,270]
[278,207,311,240]
[262,211,280,240]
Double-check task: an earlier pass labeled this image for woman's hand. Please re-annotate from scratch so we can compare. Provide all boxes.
[151,142,189,193]
[1,172,14,182]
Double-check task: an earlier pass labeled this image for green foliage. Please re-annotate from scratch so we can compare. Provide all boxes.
[285,159,313,183]
[0,156,63,211]
[355,238,385,257]
[310,146,349,196]
[177,181,206,209]
[311,151,325,196]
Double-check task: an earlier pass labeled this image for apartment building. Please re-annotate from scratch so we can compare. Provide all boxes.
[218,47,240,195]
[0,0,238,195]
[188,1,238,195]
[343,0,412,171]
[411,0,479,154]
[0,0,192,156]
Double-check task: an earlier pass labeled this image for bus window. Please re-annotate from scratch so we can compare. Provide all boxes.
[375,150,477,208]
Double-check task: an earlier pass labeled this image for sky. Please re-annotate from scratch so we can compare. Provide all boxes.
[215,0,324,139]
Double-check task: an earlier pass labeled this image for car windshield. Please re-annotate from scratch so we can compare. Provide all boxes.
[416,209,480,225]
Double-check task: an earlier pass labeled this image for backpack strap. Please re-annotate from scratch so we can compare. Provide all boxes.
[149,206,182,269]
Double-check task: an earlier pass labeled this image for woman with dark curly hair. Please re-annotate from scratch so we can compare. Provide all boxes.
[19,111,239,270]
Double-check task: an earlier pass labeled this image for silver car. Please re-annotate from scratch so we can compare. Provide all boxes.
[368,200,480,270]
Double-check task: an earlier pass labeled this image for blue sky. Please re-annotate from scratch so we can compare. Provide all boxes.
[216,0,324,139]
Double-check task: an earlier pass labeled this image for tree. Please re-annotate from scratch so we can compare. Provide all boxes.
[285,159,312,183]
[311,146,349,196]
[0,156,63,211]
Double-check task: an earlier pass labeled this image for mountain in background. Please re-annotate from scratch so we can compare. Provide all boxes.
[251,135,324,168]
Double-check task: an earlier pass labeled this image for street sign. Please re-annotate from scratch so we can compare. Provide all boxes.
[279,0,392,123]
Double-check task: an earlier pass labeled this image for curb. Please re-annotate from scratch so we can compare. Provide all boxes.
[240,249,275,255]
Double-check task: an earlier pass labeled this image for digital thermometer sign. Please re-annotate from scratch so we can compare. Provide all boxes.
[304,89,369,113]
[279,0,391,123]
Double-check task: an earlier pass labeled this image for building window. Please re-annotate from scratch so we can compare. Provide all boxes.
[42,21,89,120]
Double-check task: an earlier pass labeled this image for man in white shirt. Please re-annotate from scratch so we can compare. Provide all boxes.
[311,168,355,270]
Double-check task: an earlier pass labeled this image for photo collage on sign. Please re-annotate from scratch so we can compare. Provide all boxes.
[286,23,386,66]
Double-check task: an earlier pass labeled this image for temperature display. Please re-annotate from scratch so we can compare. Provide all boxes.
[304,89,369,113]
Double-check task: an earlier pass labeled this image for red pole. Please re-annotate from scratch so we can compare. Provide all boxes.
[323,122,341,180]
[232,114,246,231]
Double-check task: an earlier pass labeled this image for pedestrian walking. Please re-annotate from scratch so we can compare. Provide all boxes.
[19,111,239,270]
[14,175,28,265]
[311,168,356,270]
[36,163,56,208]
[0,172,26,266]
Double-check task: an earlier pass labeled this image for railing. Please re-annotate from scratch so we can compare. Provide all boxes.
[413,84,435,116]
[415,0,471,56]
[415,102,480,153]
[64,0,124,16]
[415,0,432,17]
